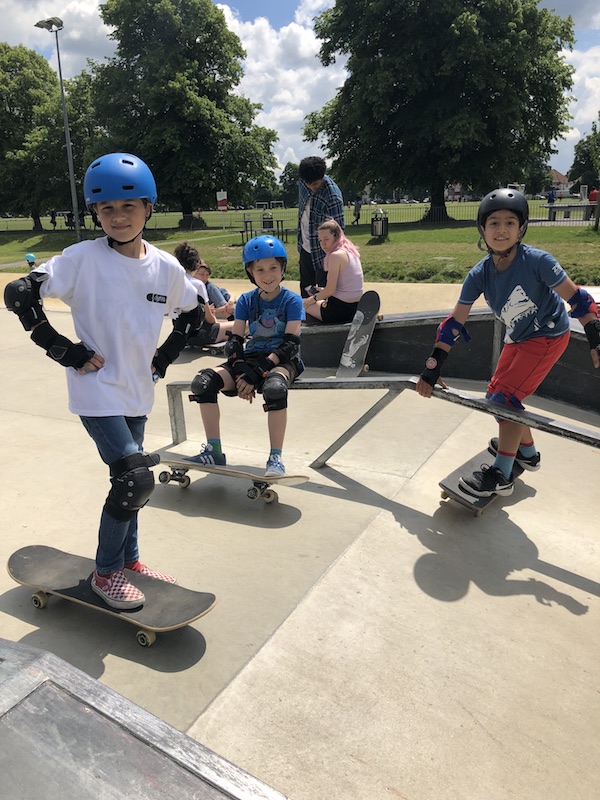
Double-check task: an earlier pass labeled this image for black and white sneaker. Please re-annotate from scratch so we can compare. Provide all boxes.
[487,437,541,471]
[459,464,514,498]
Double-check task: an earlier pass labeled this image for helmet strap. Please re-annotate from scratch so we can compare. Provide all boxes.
[108,229,144,249]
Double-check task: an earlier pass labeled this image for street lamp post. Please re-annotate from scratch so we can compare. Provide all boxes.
[35,16,81,242]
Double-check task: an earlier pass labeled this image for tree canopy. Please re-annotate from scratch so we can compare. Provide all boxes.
[0,44,71,227]
[92,0,277,216]
[305,0,575,214]
[569,116,600,191]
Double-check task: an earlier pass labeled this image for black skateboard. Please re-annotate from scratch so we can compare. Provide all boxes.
[157,454,309,503]
[439,448,525,516]
[7,545,217,647]
[336,291,381,378]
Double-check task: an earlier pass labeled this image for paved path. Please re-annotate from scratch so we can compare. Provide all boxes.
[1,286,599,800]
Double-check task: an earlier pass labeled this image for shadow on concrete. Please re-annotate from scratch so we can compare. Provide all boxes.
[300,466,596,615]
[149,477,303,527]
[0,586,209,679]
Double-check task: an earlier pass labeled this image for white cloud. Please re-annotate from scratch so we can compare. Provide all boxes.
[550,44,600,174]
[3,0,600,177]
[219,5,347,169]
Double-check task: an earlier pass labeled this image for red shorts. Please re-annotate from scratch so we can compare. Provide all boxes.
[488,332,570,404]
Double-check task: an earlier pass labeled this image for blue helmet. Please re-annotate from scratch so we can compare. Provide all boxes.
[25,253,36,263]
[83,153,157,209]
[242,235,287,283]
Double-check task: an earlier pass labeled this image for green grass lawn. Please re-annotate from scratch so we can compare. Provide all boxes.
[2,203,599,285]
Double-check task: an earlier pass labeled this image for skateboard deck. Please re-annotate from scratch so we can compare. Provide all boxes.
[336,291,381,378]
[7,545,217,647]
[439,448,525,516]
[157,455,309,503]
[199,340,228,356]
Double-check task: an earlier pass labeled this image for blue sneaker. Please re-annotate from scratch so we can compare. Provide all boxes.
[184,443,226,466]
[265,454,286,477]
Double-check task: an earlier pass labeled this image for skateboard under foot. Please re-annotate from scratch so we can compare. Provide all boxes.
[7,545,217,647]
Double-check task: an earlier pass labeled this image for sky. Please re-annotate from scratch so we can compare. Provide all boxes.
[4,0,600,182]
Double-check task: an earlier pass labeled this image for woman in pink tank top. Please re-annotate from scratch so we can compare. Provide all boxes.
[303,220,364,324]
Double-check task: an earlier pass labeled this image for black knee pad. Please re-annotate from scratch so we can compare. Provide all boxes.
[190,368,224,404]
[104,452,158,522]
[262,372,288,412]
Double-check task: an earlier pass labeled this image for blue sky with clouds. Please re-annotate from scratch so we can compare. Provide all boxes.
[5,0,600,180]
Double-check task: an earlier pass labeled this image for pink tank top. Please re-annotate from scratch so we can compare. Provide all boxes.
[331,250,364,300]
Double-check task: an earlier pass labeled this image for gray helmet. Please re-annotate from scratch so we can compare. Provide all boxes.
[477,188,529,236]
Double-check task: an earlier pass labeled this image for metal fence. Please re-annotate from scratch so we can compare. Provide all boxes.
[199,201,600,231]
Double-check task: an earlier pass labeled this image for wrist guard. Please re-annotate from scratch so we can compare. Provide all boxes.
[152,331,184,379]
[435,315,471,347]
[30,322,94,369]
[568,287,598,319]
[273,333,300,364]
[4,274,48,331]
[584,319,600,352]
[238,361,264,386]
[420,347,448,387]
[225,332,245,363]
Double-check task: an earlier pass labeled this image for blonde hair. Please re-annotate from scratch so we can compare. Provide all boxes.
[318,219,360,266]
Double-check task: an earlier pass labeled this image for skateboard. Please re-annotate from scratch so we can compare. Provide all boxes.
[186,334,228,356]
[439,448,525,516]
[157,455,309,503]
[199,340,228,356]
[336,290,381,378]
[7,545,217,647]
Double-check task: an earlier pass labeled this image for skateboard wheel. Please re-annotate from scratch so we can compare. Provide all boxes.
[263,489,277,504]
[247,487,260,501]
[136,630,157,647]
[158,471,171,484]
[177,475,191,489]
[440,490,449,499]
[31,591,48,609]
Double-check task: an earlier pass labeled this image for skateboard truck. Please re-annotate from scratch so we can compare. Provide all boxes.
[158,466,279,503]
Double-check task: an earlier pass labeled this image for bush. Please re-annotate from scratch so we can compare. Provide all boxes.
[176,215,207,230]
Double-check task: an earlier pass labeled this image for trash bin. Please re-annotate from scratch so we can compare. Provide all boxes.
[371,212,388,237]
[262,212,274,230]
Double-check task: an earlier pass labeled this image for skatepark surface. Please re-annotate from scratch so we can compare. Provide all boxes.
[1,275,599,800]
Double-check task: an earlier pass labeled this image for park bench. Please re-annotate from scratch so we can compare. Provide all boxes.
[238,218,295,245]
[542,203,595,221]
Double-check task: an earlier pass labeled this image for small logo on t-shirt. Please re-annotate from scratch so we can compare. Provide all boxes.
[147,293,167,304]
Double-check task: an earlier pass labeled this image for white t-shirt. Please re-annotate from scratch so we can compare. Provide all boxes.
[185,274,209,303]
[37,237,199,417]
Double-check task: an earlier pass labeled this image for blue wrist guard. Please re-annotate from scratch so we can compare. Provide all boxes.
[568,287,598,319]
[435,315,471,347]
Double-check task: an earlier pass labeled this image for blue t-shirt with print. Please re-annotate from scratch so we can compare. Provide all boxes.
[458,244,569,342]
[236,286,304,354]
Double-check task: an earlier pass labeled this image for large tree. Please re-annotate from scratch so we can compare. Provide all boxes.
[279,162,299,207]
[0,44,72,229]
[569,118,600,192]
[92,0,277,219]
[305,0,575,218]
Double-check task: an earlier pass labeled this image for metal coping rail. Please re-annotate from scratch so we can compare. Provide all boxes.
[165,376,599,469]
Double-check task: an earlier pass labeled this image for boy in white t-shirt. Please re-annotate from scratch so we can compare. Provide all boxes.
[4,153,201,610]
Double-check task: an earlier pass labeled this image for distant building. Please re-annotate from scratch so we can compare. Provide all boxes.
[549,169,573,194]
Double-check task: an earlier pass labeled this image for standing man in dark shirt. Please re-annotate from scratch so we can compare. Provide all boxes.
[297,156,345,297]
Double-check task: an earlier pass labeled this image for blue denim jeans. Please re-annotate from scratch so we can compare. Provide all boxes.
[80,415,147,575]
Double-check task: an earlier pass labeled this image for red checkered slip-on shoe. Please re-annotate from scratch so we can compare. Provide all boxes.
[91,570,145,610]
[125,561,177,585]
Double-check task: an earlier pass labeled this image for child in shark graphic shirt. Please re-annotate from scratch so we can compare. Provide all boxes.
[416,188,599,497]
